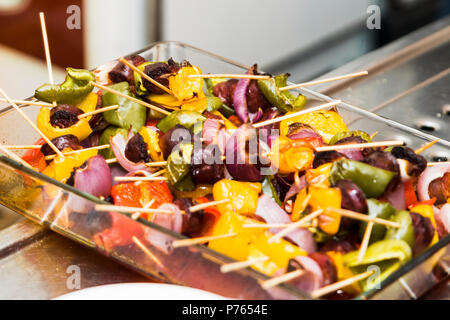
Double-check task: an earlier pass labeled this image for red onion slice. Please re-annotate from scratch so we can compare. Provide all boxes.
[233,75,251,123]
[435,204,450,237]
[417,163,450,201]
[110,133,151,173]
[202,118,222,146]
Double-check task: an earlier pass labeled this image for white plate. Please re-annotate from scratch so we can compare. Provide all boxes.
[55,283,228,300]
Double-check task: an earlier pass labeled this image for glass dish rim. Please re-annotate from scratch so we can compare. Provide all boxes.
[0,40,448,300]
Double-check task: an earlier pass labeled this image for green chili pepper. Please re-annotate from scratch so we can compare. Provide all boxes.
[206,97,223,112]
[359,199,396,243]
[133,61,160,96]
[157,110,206,134]
[385,210,415,249]
[166,142,193,186]
[257,74,307,113]
[98,126,128,159]
[344,239,412,292]
[262,176,281,206]
[102,82,147,133]
[219,103,236,117]
[329,130,372,145]
[330,159,396,198]
[35,68,94,104]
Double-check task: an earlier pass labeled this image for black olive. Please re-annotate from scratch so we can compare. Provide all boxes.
[159,125,193,159]
[50,105,83,128]
[109,54,146,84]
[40,134,81,156]
[312,151,346,168]
[124,133,150,163]
[335,179,368,214]
[391,146,427,176]
[409,211,435,255]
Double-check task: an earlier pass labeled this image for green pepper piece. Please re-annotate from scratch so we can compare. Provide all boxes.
[385,210,415,249]
[344,239,412,292]
[359,199,396,243]
[102,82,147,133]
[174,174,196,192]
[98,126,128,159]
[206,97,223,112]
[35,68,94,105]
[329,130,372,145]
[166,142,193,186]
[133,61,159,96]
[257,74,307,113]
[262,176,282,206]
[330,159,396,198]
[204,78,226,97]
[157,110,206,134]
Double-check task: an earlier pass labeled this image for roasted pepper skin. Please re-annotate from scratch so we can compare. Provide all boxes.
[102,82,147,132]
[329,130,371,145]
[359,199,396,243]
[330,159,396,198]
[35,68,94,104]
[385,210,415,249]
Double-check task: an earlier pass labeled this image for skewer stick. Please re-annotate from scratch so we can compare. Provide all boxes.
[189,199,230,213]
[260,269,306,289]
[114,176,168,182]
[279,71,368,91]
[132,236,165,269]
[172,233,237,248]
[370,131,379,139]
[0,88,64,158]
[90,82,171,115]
[427,161,450,166]
[39,12,54,85]
[357,221,373,262]
[118,57,175,96]
[78,105,119,119]
[134,169,167,186]
[268,209,323,243]
[95,204,176,215]
[131,199,155,220]
[326,207,401,228]
[221,256,269,273]
[252,100,341,128]
[0,143,34,169]
[186,74,270,80]
[105,158,118,164]
[315,140,404,152]
[146,161,168,167]
[44,144,110,160]
[0,98,52,107]
[415,139,439,154]
[311,270,374,298]
[4,145,42,150]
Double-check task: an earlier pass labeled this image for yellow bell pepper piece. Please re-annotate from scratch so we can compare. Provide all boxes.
[326,251,361,295]
[209,212,265,261]
[138,126,163,162]
[280,110,348,143]
[305,163,332,187]
[247,246,280,276]
[410,204,439,246]
[270,136,314,174]
[75,92,98,115]
[169,66,203,101]
[212,179,261,215]
[42,148,98,182]
[147,93,182,109]
[292,188,308,222]
[309,186,342,235]
[212,111,237,129]
[181,93,208,113]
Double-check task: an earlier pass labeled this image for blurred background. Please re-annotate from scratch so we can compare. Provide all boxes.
[0,0,449,98]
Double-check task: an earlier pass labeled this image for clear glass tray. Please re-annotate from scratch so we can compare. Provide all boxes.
[0,41,448,300]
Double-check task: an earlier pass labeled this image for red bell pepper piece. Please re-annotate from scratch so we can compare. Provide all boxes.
[22,138,46,172]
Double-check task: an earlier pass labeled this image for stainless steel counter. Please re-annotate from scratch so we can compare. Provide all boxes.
[0,16,449,299]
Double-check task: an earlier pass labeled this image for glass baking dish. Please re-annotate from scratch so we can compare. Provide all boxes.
[0,41,448,300]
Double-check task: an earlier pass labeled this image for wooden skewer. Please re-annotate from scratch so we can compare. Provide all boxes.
[78,105,119,119]
[150,168,166,177]
[146,161,168,167]
[132,236,165,269]
[415,139,439,154]
[4,145,42,150]
[427,161,450,166]
[370,131,379,139]
[186,74,271,80]
[315,140,404,152]
[252,100,341,128]
[118,57,175,96]
[0,87,64,158]
[39,12,54,85]
[189,199,230,213]
[105,158,118,164]
[260,269,306,289]
[90,82,171,115]
[268,209,323,244]
[357,221,373,262]
[279,71,368,91]
[172,233,237,248]
[44,145,110,160]
[114,176,168,182]
[326,207,401,228]
[0,98,52,107]
[95,204,176,215]
[0,143,34,169]
[131,199,155,220]
[221,256,269,273]
[311,270,374,298]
